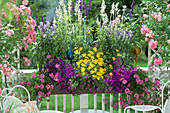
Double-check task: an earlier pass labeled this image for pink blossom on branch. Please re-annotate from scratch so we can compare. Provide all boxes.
[149,39,158,49]
[23,56,30,66]
[22,0,28,6]
[3,54,9,61]
[154,57,162,65]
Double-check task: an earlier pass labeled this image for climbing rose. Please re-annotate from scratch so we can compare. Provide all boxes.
[149,39,158,49]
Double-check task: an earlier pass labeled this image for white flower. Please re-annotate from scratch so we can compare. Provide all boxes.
[53,17,56,25]
[78,9,82,25]
[117,10,120,15]
[56,7,59,17]
[122,5,127,9]
[110,2,115,15]
[59,0,64,6]
[100,0,106,14]
[96,18,100,26]
[115,2,119,11]
[63,5,68,23]
[68,0,72,20]
[102,14,108,25]
[58,6,63,22]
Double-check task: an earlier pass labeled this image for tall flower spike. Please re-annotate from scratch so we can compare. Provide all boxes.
[59,0,64,6]
[100,0,106,16]
[110,2,115,15]
[68,0,72,20]
[130,0,135,17]
[115,2,119,11]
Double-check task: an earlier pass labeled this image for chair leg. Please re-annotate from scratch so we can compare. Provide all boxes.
[124,108,127,113]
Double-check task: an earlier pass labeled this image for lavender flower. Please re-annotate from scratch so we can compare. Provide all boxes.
[130,0,135,17]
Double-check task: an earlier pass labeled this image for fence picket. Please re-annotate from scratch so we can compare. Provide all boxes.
[118,93,122,113]
[110,94,113,113]
[102,93,105,111]
[55,95,58,111]
[63,94,66,113]
[94,94,97,110]
[71,95,74,112]
[47,97,49,110]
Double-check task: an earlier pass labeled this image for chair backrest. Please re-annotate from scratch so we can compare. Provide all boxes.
[1,85,31,113]
[162,81,170,113]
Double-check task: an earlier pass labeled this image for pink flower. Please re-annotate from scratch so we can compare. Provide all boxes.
[50,85,54,89]
[134,94,139,98]
[22,0,28,5]
[140,93,144,97]
[122,103,127,108]
[145,78,148,82]
[49,73,54,78]
[40,78,45,82]
[154,57,162,65]
[139,80,143,85]
[129,91,133,95]
[46,55,51,59]
[133,74,139,79]
[40,84,44,89]
[143,14,148,19]
[38,91,43,96]
[5,29,14,37]
[40,74,45,78]
[43,94,46,98]
[3,67,12,77]
[32,73,36,78]
[159,88,162,91]
[167,40,170,43]
[34,84,39,89]
[55,64,60,68]
[38,97,41,101]
[45,68,49,72]
[104,100,108,104]
[149,39,158,49]
[46,85,51,90]
[127,95,130,100]
[166,4,170,12]
[154,80,160,85]
[0,88,2,95]
[47,91,51,96]
[122,79,127,84]
[152,87,156,90]
[54,77,59,82]
[23,56,30,66]
[24,7,31,15]
[27,81,31,85]
[127,84,130,87]
[125,88,130,94]
[19,82,24,85]
[3,54,9,61]
[145,37,150,41]
[113,103,118,109]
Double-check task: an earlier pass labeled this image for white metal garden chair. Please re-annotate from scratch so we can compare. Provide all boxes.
[0,85,30,113]
[124,80,170,113]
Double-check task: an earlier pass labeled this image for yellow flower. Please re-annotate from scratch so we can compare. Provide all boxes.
[81,63,86,67]
[97,77,100,80]
[94,68,97,72]
[79,47,83,51]
[91,56,95,59]
[96,72,102,76]
[82,53,86,57]
[116,49,119,52]
[110,72,113,76]
[90,70,95,74]
[88,31,90,34]
[82,72,86,75]
[87,54,91,57]
[100,76,103,79]
[112,57,116,61]
[103,68,106,72]
[92,59,98,64]
[87,66,92,70]
[81,67,85,72]
[76,61,81,67]
[117,53,122,57]
[93,47,97,52]
[88,51,94,54]
[83,59,89,64]
[109,64,113,69]
[92,75,97,78]
[91,30,94,32]
[74,47,78,49]
[74,50,80,54]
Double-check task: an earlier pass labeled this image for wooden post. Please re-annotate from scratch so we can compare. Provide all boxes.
[80,94,88,110]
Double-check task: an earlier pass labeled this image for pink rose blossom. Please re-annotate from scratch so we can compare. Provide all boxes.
[19,82,24,85]
[122,103,127,108]
[154,80,160,85]
[138,100,144,105]
[113,103,118,109]
[5,29,14,37]
[22,0,28,5]
[3,54,9,61]
[40,84,44,89]
[154,57,162,65]
[49,73,54,78]
[0,88,2,95]
[166,4,170,12]
[34,84,39,89]
[167,40,170,43]
[143,14,148,19]
[149,39,158,49]
[54,77,59,82]
[23,56,30,66]
[122,79,127,84]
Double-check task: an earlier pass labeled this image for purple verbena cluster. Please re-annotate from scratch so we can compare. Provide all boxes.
[104,58,134,93]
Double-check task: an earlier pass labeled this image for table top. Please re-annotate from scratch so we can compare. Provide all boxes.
[40,110,64,113]
[125,105,161,112]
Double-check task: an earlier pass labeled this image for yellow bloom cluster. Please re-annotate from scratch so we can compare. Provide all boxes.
[75,47,106,80]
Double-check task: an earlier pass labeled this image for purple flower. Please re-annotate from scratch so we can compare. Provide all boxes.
[130,0,135,17]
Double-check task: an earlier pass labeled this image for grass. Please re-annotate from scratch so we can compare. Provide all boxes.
[40,94,146,113]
